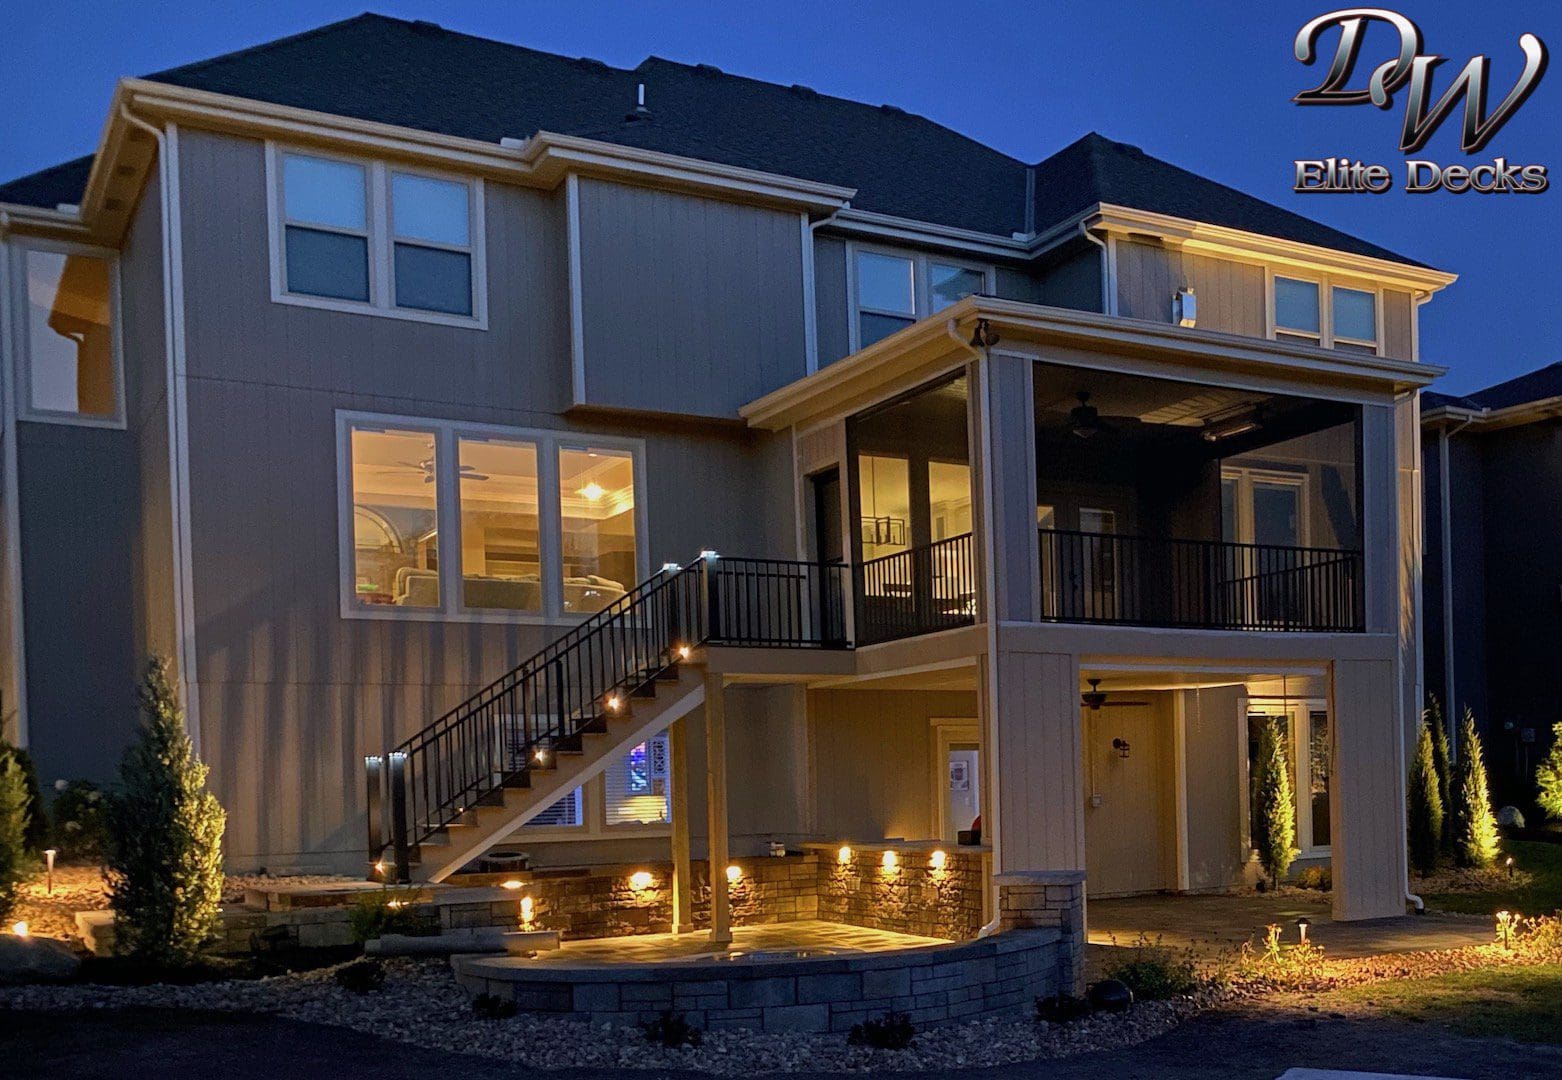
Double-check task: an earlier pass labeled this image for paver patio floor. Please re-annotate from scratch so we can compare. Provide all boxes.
[1088,891,1492,959]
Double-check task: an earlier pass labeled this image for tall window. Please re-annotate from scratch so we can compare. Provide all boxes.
[558,447,638,614]
[271,146,485,325]
[1247,702,1331,856]
[15,246,120,422]
[852,248,989,350]
[340,415,642,620]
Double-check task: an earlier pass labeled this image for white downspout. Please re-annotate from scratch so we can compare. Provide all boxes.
[1079,224,1113,316]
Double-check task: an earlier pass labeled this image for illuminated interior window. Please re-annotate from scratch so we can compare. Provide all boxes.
[23,249,118,419]
[457,436,541,612]
[605,732,671,826]
[525,788,583,829]
[349,427,440,607]
[558,447,637,613]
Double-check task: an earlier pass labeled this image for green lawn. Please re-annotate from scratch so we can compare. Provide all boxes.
[1422,839,1562,916]
[1327,964,1562,1043]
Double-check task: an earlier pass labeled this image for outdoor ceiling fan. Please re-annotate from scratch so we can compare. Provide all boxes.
[1068,391,1113,439]
[1081,678,1149,710]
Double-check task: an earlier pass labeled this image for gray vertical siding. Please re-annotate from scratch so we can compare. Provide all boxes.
[1382,290,1413,360]
[813,236,851,368]
[173,130,802,868]
[1115,239,1267,336]
[576,178,807,416]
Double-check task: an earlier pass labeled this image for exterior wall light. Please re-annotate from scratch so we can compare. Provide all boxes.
[881,850,899,872]
[678,645,691,660]
[606,694,622,712]
[929,849,948,871]
[1112,738,1131,759]
[534,748,548,763]
[501,879,523,890]
[726,864,742,884]
[10,921,27,938]
[837,845,853,865]
[629,871,654,891]
[519,896,535,926]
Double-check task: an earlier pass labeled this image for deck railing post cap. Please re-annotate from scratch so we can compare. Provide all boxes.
[699,549,720,560]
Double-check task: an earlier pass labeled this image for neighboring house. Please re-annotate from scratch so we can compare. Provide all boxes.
[1422,362,1562,801]
[0,14,1451,925]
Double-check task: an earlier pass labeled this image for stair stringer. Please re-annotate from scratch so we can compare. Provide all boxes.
[417,671,707,882]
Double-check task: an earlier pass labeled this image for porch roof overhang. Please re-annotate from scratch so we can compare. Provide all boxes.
[740,295,1447,431]
[1422,395,1562,432]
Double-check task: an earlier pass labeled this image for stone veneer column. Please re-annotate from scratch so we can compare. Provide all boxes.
[994,870,1085,996]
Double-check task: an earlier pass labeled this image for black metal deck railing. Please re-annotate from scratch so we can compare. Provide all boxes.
[367,554,850,879]
[1038,528,1363,632]
[853,532,978,646]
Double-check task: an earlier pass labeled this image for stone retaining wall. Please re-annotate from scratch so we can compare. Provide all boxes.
[815,847,987,940]
[452,927,1062,1033]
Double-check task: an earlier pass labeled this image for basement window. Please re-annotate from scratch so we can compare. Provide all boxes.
[12,243,123,426]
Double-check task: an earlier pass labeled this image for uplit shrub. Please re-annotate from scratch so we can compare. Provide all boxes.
[848,1010,916,1050]
[1426,696,1454,852]
[1536,721,1562,822]
[0,742,44,853]
[1408,717,1444,876]
[347,885,423,944]
[106,659,226,965]
[1251,716,1298,888]
[1236,923,1327,989]
[1101,933,1203,999]
[1294,865,1332,891]
[1450,709,1500,869]
[0,754,32,921]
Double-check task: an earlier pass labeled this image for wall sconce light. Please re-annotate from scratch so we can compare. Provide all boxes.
[629,871,654,891]
[677,644,691,660]
[1295,916,1310,945]
[726,864,742,884]
[606,694,623,712]
[881,850,899,872]
[929,849,948,871]
[519,896,535,926]
[10,921,28,938]
[533,748,548,764]
[1173,287,1197,328]
[837,845,853,865]
[1112,738,1131,760]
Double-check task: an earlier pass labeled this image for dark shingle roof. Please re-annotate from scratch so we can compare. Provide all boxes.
[0,155,95,211]
[1424,361,1562,412]
[0,13,1430,267]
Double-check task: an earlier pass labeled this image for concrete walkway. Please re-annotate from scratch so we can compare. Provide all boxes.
[1088,892,1492,959]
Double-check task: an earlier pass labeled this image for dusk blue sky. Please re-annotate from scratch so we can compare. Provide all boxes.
[3,1,1556,394]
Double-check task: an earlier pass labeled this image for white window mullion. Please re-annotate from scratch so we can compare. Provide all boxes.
[539,438,566,619]
[368,162,392,309]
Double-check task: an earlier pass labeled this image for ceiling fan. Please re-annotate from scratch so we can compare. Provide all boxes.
[389,459,490,483]
[1068,391,1113,439]
[1081,678,1149,710]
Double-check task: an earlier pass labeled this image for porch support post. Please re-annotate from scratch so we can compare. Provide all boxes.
[669,714,695,934]
[704,672,733,946]
[1330,658,1409,920]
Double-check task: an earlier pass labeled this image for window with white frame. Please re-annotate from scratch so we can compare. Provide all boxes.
[9,242,123,424]
[1245,701,1331,856]
[340,414,642,620]
[1221,467,1308,548]
[270,146,485,325]
[1271,275,1378,354]
[522,731,672,836]
[852,248,989,349]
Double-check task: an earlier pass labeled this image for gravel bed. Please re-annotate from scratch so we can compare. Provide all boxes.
[0,958,1195,1073]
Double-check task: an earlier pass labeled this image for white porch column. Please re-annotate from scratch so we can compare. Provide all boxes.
[703,672,733,946]
[984,637,1085,877]
[1330,658,1410,920]
[669,714,695,934]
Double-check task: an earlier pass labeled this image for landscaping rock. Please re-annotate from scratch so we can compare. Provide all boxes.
[0,936,82,984]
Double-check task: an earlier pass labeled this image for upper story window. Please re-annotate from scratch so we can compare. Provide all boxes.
[339,413,643,622]
[9,242,123,426]
[851,246,990,350]
[269,145,487,328]
[1271,275,1378,354]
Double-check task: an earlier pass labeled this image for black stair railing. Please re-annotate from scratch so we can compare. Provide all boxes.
[367,554,850,879]
[1038,528,1363,632]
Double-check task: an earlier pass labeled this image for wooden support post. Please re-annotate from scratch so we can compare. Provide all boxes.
[704,673,732,946]
[669,715,695,934]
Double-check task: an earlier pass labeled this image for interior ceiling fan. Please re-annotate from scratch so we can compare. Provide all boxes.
[1081,678,1149,710]
[1067,391,1115,439]
[389,459,489,483]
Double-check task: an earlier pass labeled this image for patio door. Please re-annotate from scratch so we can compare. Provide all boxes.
[1083,699,1175,896]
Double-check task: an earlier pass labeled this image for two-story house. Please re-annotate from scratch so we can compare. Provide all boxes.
[0,15,1452,932]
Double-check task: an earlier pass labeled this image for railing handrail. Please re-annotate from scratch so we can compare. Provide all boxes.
[1037,526,1363,562]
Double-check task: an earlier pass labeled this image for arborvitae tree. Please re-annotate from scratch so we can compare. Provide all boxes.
[1252,716,1299,888]
[106,659,226,964]
[0,755,31,921]
[1450,708,1501,869]
[1408,718,1444,876]
[1425,696,1453,852]
[1535,721,1562,822]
